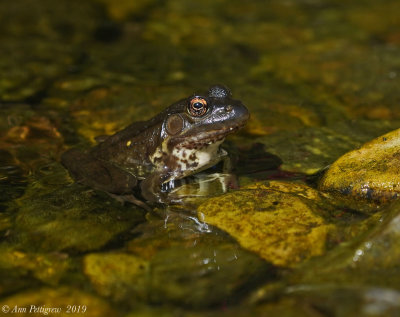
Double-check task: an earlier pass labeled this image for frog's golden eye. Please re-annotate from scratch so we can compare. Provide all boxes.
[188,97,208,117]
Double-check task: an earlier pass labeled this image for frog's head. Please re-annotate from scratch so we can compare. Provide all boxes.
[162,84,249,150]
[151,85,249,172]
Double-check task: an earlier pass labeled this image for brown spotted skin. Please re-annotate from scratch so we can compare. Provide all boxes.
[61,85,249,209]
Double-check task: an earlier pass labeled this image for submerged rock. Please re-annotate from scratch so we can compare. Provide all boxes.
[147,244,272,308]
[0,0,106,102]
[292,202,400,289]
[0,287,116,317]
[11,171,146,252]
[85,242,273,308]
[319,128,400,203]
[83,252,149,302]
[197,181,335,267]
[0,246,70,286]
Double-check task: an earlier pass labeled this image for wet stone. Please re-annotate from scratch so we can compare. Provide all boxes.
[85,233,273,309]
[83,252,149,302]
[254,285,400,317]
[0,287,116,317]
[147,243,273,308]
[0,0,107,102]
[123,211,274,308]
[255,118,400,175]
[0,40,79,102]
[0,246,70,286]
[52,85,182,143]
[10,175,146,252]
[0,268,40,298]
[126,210,232,260]
[252,41,400,121]
[256,127,360,175]
[351,210,400,275]
[292,202,400,289]
[319,128,400,203]
[0,164,26,203]
[198,181,335,267]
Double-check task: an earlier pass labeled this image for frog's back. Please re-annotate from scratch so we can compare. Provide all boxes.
[91,118,163,170]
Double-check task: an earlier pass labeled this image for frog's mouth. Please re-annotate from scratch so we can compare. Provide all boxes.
[171,121,246,150]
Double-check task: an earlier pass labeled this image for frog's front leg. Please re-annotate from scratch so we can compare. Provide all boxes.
[140,171,182,205]
[220,150,232,172]
[219,150,240,189]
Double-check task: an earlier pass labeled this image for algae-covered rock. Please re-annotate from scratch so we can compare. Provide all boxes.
[319,128,400,202]
[255,119,399,175]
[0,287,116,317]
[256,285,400,317]
[0,0,105,102]
[256,127,359,174]
[147,244,272,308]
[0,269,39,298]
[350,210,400,273]
[93,0,156,21]
[125,306,187,317]
[0,246,70,285]
[290,202,400,289]
[83,252,149,302]
[11,170,145,252]
[198,181,335,267]
[126,210,229,259]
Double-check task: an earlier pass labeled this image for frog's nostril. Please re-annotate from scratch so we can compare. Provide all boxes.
[225,105,233,112]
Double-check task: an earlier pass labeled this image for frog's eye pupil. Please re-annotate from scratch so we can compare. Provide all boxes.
[193,102,203,109]
[188,97,208,117]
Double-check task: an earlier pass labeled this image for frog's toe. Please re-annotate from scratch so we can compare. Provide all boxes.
[108,193,152,212]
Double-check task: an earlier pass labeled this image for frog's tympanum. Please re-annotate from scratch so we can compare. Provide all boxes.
[61,85,249,210]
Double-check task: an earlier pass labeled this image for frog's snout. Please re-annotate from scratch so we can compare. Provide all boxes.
[235,102,250,122]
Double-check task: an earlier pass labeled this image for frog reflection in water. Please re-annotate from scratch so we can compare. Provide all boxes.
[61,85,249,210]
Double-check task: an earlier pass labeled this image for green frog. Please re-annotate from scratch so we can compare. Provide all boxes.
[61,85,249,210]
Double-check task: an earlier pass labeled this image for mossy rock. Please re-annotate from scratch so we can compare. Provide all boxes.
[83,252,149,302]
[0,246,70,285]
[289,203,400,289]
[0,287,116,317]
[11,174,146,252]
[319,128,400,203]
[147,244,272,308]
[0,0,105,102]
[198,181,335,267]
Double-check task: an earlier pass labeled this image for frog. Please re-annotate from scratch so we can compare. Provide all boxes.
[61,85,249,210]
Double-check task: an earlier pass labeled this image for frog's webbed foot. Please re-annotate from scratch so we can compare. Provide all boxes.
[107,193,152,212]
